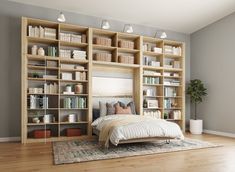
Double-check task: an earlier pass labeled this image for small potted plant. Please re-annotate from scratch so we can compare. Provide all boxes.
[187,79,207,134]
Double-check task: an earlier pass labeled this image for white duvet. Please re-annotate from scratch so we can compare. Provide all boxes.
[91,115,184,146]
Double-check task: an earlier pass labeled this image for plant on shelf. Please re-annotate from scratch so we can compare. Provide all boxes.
[32,72,40,78]
[186,79,207,134]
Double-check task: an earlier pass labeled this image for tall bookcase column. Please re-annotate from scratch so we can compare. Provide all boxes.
[88,28,93,137]
[137,36,143,115]
[163,40,185,131]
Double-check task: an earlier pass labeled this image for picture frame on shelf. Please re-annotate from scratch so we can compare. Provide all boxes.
[147,100,158,108]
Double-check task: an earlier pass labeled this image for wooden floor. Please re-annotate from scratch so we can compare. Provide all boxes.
[0,133,235,172]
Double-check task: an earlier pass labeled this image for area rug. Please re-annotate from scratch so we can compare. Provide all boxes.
[53,138,219,165]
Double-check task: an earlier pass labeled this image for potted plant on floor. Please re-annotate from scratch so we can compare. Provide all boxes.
[187,79,207,134]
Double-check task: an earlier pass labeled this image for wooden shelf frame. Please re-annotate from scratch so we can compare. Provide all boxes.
[21,17,185,143]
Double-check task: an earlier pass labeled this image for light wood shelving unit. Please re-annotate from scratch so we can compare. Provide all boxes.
[22,17,185,143]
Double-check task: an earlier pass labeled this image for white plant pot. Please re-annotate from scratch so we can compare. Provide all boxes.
[190,119,203,135]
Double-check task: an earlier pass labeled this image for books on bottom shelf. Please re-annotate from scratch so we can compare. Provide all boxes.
[144,110,161,119]
[63,97,87,109]
[44,83,58,94]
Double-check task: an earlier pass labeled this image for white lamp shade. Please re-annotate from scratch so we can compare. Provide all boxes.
[160,32,167,39]
[101,20,110,30]
[57,12,66,22]
[124,24,133,33]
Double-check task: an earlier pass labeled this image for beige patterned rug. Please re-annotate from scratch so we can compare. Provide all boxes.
[53,138,219,165]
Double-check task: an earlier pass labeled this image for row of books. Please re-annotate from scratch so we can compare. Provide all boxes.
[143,77,160,85]
[63,97,87,109]
[164,87,177,97]
[164,98,175,109]
[59,33,86,43]
[143,110,161,119]
[164,45,182,56]
[143,88,157,97]
[59,49,87,60]
[167,110,182,120]
[47,46,57,57]
[28,25,56,39]
[29,95,48,109]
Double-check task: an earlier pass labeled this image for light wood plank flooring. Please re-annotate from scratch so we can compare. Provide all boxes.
[0,133,235,172]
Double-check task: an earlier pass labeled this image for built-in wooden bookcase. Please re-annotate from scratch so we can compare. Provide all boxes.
[22,17,185,143]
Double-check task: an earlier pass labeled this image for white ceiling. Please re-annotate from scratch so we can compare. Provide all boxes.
[9,0,235,33]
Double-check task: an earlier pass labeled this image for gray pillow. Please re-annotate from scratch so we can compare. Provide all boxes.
[106,102,116,115]
[99,101,107,117]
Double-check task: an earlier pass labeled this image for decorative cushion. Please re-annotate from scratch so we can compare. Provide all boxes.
[118,101,137,114]
[106,102,116,115]
[99,101,107,117]
[115,103,132,114]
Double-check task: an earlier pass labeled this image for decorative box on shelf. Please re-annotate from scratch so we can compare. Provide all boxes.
[66,128,81,137]
[33,130,51,138]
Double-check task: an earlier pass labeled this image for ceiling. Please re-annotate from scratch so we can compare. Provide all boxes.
[9,0,235,33]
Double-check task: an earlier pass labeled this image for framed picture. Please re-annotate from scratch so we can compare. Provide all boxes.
[147,100,158,108]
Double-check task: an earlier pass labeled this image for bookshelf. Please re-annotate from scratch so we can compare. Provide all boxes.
[22,17,185,143]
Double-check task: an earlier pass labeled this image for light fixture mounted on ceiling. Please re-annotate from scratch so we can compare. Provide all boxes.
[123,24,133,33]
[101,20,110,30]
[155,31,168,39]
[57,12,66,23]
[160,31,167,39]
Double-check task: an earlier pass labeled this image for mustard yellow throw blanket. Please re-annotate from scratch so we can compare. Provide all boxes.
[99,115,146,148]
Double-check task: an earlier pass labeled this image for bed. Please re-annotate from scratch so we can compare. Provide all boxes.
[91,114,184,148]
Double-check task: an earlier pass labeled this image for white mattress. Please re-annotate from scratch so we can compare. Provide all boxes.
[91,115,184,146]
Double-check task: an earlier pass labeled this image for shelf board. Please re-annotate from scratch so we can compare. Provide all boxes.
[143,108,162,110]
[27,93,59,96]
[143,96,163,98]
[27,54,59,61]
[163,75,181,79]
[164,54,182,58]
[143,51,163,56]
[27,108,58,110]
[143,65,163,70]
[164,107,182,110]
[164,85,182,87]
[93,61,140,68]
[27,122,58,126]
[60,79,88,83]
[28,65,59,70]
[60,41,88,48]
[118,47,139,54]
[60,121,88,124]
[143,84,163,86]
[60,108,88,110]
[143,36,163,43]
[143,74,163,77]
[27,36,58,44]
[93,44,116,51]
[59,57,88,64]
[60,94,88,96]
[60,68,88,72]
[28,77,59,82]
[164,68,182,72]
[164,96,182,98]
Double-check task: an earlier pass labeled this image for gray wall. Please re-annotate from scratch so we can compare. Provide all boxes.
[191,12,235,134]
[0,0,190,137]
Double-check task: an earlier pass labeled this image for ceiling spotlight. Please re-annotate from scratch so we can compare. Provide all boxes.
[101,20,110,30]
[160,32,167,39]
[57,12,66,23]
[123,24,133,33]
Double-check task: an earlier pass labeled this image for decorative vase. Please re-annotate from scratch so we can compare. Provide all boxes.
[38,47,45,56]
[65,85,72,93]
[75,84,83,94]
[31,45,38,55]
[190,119,203,134]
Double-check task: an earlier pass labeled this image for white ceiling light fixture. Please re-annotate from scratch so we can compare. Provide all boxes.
[123,24,133,33]
[57,12,66,22]
[160,31,167,39]
[101,20,110,30]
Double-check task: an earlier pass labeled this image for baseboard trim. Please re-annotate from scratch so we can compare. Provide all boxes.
[203,129,235,138]
[0,137,21,142]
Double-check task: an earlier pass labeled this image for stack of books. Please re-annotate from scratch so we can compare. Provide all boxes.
[29,95,48,109]
[60,49,71,58]
[75,72,86,81]
[72,50,86,60]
